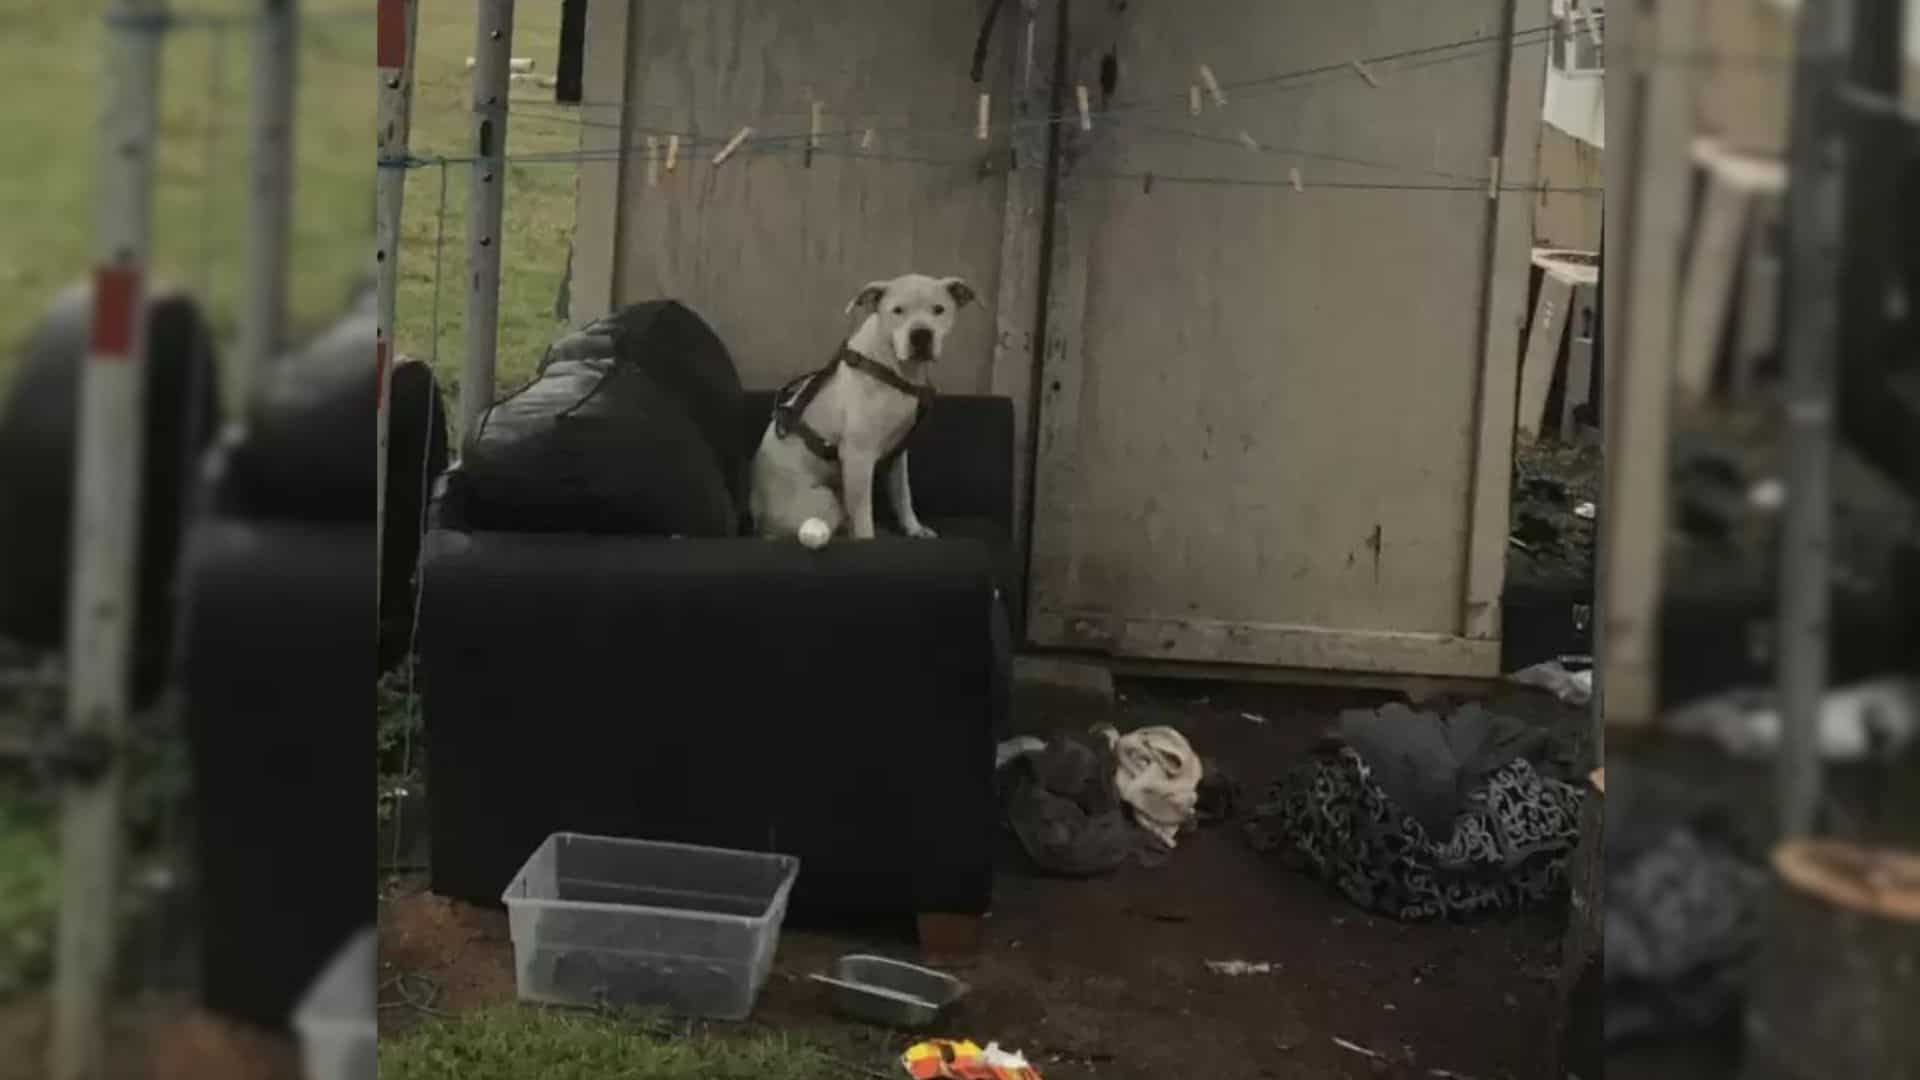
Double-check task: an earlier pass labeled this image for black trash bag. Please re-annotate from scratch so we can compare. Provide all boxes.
[380,357,449,672]
[0,281,219,707]
[227,285,376,521]
[562,300,748,509]
[459,353,737,537]
[1603,765,1768,1048]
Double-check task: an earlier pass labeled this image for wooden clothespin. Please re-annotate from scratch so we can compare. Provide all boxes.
[807,100,822,167]
[1350,59,1378,87]
[665,133,680,173]
[1075,84,1092,131]
[1583,5,1603,47]
[978,91,992,141]
[713,126,751,167]
[645,134,659,187]
[1288,166,1303,192]
[1487,156,1501,200]
[1237,130,1260,152]
[1198,64,1226,107]
[1189,85,1202,117]
[860,127,875,151]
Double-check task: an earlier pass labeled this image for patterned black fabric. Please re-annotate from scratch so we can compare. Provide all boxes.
[1246,743,1586,920]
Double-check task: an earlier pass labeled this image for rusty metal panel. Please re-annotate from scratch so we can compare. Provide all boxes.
[1028,0,1531,676]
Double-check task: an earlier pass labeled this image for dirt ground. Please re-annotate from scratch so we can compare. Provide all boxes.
[380,680,1587,1080]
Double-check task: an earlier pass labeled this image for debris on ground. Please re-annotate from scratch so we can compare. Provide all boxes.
[1603,764,1767,1047]
[1099,723,1203,848]
[998,723,1215,874]
[1246,702,1587,920]
[1510,656,1594,706]
[1661,678,1919,762]
[901,1038,1043,1079]
[1331,1035,1382,1059]
[1204,959,1276,976]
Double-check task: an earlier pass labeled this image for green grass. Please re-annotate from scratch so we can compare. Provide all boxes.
[0,1,370,402]
[395,2,581,404]
[378,1006,858,1080]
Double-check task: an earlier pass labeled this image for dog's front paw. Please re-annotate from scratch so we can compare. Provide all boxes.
[903,522,939,539]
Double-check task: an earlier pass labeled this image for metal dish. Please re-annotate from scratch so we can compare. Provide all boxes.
[808,954,968,1028]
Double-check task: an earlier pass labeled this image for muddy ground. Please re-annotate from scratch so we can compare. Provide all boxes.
[381,680,1589,1080]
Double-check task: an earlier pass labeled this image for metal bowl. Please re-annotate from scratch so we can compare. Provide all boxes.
[809,954,969,1028]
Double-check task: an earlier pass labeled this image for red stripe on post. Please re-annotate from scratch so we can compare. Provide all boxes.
[376,0,407,69]
[376,336,391,413]
[88,265,140,360]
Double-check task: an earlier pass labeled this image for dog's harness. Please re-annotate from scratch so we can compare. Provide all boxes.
[771,346,935,463]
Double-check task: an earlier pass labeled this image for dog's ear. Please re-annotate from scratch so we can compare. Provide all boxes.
[845,281,890,316]
[943,277,977,308]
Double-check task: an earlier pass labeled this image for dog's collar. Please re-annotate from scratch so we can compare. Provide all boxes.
[838,346,936,405]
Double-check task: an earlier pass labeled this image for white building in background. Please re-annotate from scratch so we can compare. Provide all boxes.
[1543,0,1604,149]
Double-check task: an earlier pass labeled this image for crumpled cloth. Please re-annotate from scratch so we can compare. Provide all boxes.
[998,734,1166,876]
[1245,703,1586,921]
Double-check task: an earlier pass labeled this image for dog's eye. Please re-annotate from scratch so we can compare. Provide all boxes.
[892,306,905,316]
[933,305,946,316]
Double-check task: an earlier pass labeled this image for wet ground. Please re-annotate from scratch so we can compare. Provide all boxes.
[381,680,1589,1080]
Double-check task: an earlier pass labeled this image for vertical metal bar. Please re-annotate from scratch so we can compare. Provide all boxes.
[1776,0,1854,841]
[376,0,416,611]
[50,2,165,1076]
[236,0,297,416]
[462,0,515,442]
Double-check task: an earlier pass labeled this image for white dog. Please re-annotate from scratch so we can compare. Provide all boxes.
[750,273,975,544]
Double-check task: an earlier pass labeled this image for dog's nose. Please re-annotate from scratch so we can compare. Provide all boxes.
[908,326,933,355]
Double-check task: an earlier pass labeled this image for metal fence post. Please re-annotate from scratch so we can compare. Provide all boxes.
[376,0,417,610]
[461,0,516,442]
[49,1,166,1076]
[1775,0,1855,841]
[236,0,298,416]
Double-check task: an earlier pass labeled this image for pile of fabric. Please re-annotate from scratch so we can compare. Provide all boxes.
[1244,702,1587,920]
[995,724,1235,876]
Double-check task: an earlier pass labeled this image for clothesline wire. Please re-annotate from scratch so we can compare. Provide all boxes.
[384,135,1600,195]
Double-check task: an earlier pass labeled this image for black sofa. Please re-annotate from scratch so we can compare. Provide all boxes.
[419,390,1015,930]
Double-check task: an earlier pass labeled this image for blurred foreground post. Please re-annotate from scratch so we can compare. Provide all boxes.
[50,1,166,1076]
[462,0,516,441]
[1774,0,1853,842]
[376,0,418,611]
[236,0,298,415]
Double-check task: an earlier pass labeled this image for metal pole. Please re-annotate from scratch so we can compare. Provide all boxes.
[50,1,164,1076]
[1776,0,1854,841]
[236,0,297,416]
[461,0,515,442]
[376,0,417,610]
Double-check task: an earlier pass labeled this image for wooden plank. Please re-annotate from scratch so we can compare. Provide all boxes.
[989,0,1057,567]
[567,0,632,327]
[1598,0,1695,730]
[1029,611,1502,678]
[1673,169,1753,403]
[1516,270,1574,441]
[1461,0,1548,641]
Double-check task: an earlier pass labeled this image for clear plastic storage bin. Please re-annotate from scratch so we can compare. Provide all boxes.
[501,832,800,1020]
[292,927,375,1080]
